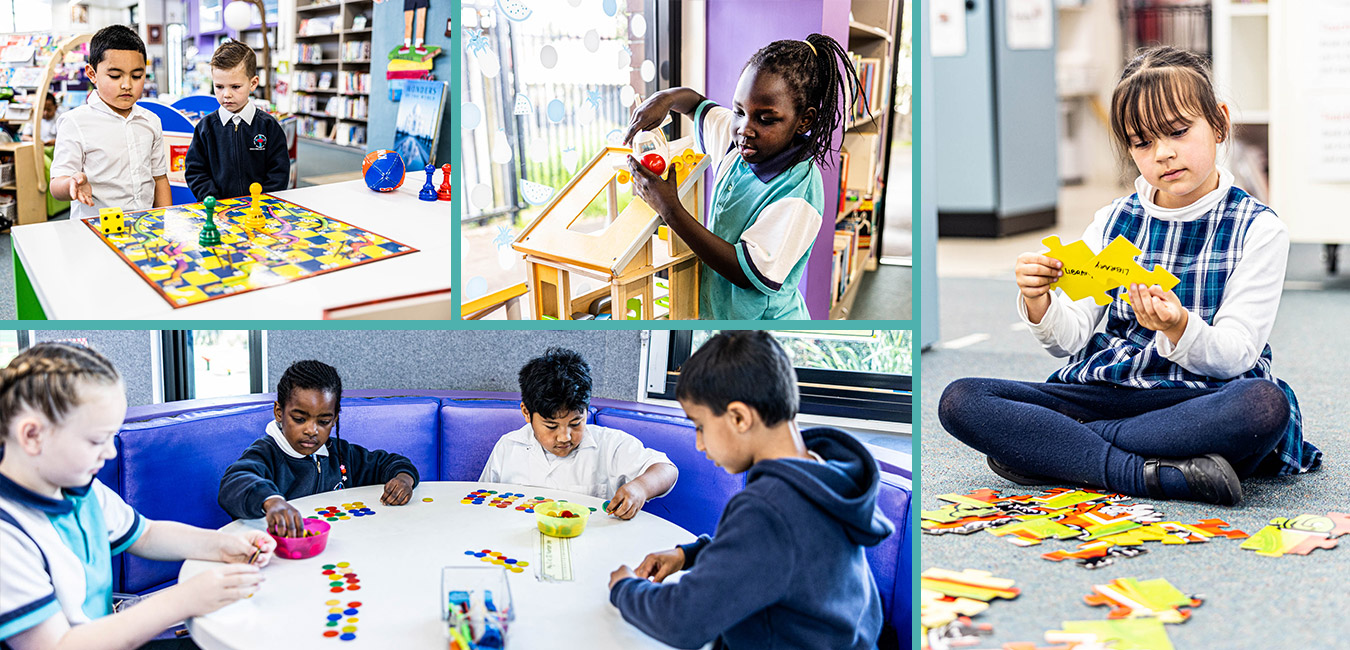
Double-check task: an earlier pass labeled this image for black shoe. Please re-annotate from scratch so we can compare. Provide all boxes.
[987,456,1059,486]
[1142,453,1243,506]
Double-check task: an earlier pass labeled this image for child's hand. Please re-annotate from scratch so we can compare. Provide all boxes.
[219,529,275,567]
[1015,252,1063,300]
[381,472,414,505]
[1128,283,1188,342]
[608,565,637,590]
[607,481,649,520]
[67,172,94,206]
[628,154,681,218]
[623,93,674,145]
[177,564,263,617]
[633,547,685,584]
[263,497,305,538]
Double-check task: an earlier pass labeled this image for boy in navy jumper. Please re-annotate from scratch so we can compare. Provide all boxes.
[184,41,290,201]
[218,360,418,537]
[608,331,893,650]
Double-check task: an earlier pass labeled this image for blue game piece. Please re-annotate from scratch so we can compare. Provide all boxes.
[464,550,475,555]
[344,608,358,615]
[525,508,534,513]
[340,632,356,641]
[474,552,486,557]
[504,558,516,564]
[419,164,438,201]
[327,614,342,621]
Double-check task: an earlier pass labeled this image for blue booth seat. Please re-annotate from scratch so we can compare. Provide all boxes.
[868,471,913,650]
[591,407,745,538]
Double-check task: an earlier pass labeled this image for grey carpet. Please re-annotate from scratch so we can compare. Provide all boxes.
[849,263,912,321]
[920,253,1350,648]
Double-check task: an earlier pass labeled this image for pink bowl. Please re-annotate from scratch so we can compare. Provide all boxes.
[270,519,331,559]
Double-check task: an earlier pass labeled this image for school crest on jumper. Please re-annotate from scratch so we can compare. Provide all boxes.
[252,134,266,150]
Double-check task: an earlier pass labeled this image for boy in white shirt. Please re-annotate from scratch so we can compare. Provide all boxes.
[51,25,171,220]
[480,348,678,519]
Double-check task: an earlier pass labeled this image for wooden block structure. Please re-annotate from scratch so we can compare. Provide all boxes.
[99,207,125,235]
[511,136,709,320]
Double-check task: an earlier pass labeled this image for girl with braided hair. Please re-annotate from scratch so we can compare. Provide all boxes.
[0,343,272,649]
[624,33,864,319]
[218,360,419,538]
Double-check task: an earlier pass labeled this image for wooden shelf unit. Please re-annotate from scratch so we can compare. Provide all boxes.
[292,0,372,150]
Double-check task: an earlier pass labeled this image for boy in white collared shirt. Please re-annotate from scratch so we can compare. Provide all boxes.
[184,41,290,201]
[50,25,170,219]
[480,348,678,519]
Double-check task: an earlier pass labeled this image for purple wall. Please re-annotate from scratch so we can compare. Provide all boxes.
[705,0,850,319]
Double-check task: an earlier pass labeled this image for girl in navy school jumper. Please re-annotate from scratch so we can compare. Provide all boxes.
[218,360,418,538]
[623,34,864,320]
[0,343,271,650]
[939,46,1321,506]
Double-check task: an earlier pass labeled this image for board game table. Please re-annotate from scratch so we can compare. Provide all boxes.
[180,482,701,649]
[10,178,449,319]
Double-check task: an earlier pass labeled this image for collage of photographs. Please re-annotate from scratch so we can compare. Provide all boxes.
[0,0,1342,649]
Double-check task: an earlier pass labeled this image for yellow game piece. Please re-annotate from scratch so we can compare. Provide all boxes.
[99,207,126,235]
[243,182,266,229]
[1041,236,1113,306]
[616,170,631,184]
[336,562,350,568]
[1041,235,1181,306]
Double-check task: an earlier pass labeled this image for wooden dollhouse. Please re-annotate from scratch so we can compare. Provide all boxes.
[511,136,709,320]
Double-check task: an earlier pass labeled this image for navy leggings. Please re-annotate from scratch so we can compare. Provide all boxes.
[937,377,1290,497]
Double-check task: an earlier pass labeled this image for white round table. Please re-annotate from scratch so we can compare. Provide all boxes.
[180,482,699,649]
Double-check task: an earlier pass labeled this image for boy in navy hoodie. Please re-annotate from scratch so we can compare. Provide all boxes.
[184,40,290,201]
[608,331,893,650]
[218,360,418,537]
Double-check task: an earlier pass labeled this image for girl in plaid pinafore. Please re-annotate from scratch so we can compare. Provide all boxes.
[938,46,1320,506]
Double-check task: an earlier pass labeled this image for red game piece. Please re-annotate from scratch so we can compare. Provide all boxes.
[641,153,666,175]
[438,164,452,201]
[324,631,339,637]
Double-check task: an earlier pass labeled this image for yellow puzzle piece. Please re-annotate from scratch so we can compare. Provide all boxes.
[1042,235,1180,305]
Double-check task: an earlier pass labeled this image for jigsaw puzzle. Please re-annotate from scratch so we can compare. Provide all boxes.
[1042,235,1180,305]
[83,195,417,308]
[1239,512,1350,557]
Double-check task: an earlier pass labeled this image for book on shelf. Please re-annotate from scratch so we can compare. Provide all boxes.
[351,15,368,31]
[318,71,333,88]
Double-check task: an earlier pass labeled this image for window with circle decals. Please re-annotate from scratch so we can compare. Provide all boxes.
[459,0,671,314]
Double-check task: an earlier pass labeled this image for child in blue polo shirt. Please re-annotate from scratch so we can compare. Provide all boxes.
[0,343,272,649]
[624,34,865,319]
[608,331,893,649]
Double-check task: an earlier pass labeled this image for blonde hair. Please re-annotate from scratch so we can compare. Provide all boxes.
[211,40,257,78]
[0,343,121,440]
[1110,46,1229,157]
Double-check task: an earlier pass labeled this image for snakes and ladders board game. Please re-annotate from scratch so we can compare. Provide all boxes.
[82,195,417,308]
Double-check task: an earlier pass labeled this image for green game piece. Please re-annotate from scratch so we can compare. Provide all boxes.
[330,581,343,587]
[327,517,338,521]
[198,196,221,247]
[326,621,338,627]
[323,565,336,570]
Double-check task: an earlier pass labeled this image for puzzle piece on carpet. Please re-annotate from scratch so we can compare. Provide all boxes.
[1042,541,1148,569]
[1083,577,1200,624]
[1092,523,1170,546]
[1042,236,1114,305]
[921,568,1021,602]
[922,502,1006,523]
[1056,502,1162,530]
[925,616,994,650]
[937,489,1006,507]
[989,515,1085,546]
[923,516,1019,536]
[1042,235,1180,306]
[1240,525,1339,557]
[1022,488,1121,511]
[1048,618,1175,650]
[1270,512,1350,537]
[1077,518,1144,542]
[921,589,990,628]
[1001,643,1103,650]
[1189,518,1248,539]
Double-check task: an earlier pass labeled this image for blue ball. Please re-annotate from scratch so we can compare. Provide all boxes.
[362,150,406,192]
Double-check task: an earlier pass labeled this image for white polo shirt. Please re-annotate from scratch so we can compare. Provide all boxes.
[0,473,146,641]
[50,92,167,221]
[478,424,677,499]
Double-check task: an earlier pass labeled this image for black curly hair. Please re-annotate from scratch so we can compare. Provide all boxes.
[519,348,592,419]
[276,360,347,478]
[89,25,146,69]
[744,33,865,169]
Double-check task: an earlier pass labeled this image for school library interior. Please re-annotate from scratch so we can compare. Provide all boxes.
[919,1,1350,648]
[459,0,911,321]
[0,0,451,321]
[0,328,911,649]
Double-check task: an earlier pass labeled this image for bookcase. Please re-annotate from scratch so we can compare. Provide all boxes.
[832,0,901,319]
[294,0,373,149]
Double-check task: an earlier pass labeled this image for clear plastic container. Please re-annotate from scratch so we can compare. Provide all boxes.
[442,566,514,649]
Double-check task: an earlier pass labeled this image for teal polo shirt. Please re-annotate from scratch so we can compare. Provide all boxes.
[694,100,824,320]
